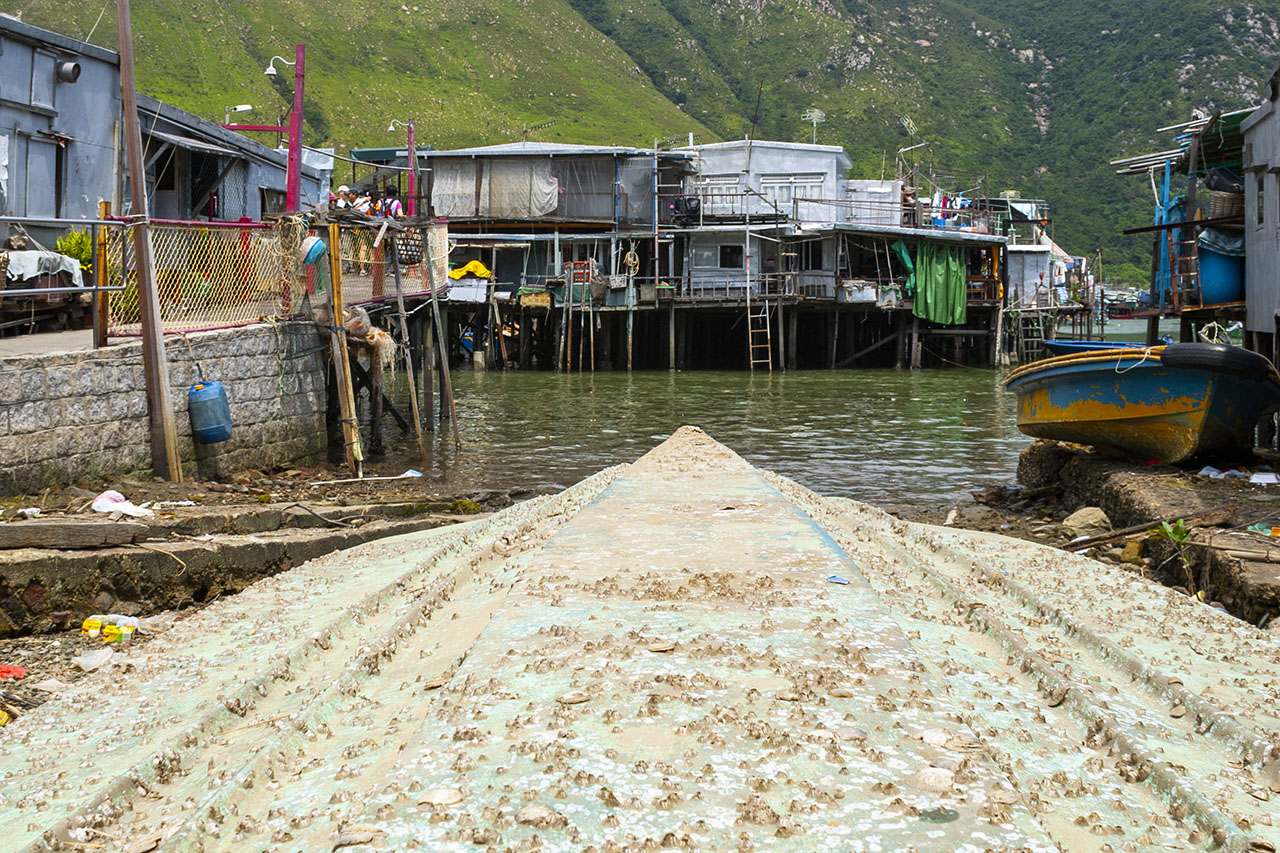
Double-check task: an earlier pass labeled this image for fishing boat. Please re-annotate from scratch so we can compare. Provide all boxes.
[1042,339,1163,357]
[1004,342,1280,462]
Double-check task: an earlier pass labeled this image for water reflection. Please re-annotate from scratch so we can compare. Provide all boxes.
[383,367,1027,506]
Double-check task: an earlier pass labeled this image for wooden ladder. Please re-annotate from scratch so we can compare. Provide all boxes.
[747,299,773,372]
[1018,312,1046,363]
[1168,227,1202,309]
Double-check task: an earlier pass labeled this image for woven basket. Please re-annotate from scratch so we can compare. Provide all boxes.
[1207,189,1243,219]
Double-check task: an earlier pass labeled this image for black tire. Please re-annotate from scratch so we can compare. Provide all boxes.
[1159,343,1274,380]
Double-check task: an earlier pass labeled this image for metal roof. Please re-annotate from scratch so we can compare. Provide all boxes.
[0,13,118,65]
[421,141,692,159]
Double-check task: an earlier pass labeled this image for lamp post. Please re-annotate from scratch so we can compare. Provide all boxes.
[388,119,416,216]
[264,46,305,211]
[224,103,252,124]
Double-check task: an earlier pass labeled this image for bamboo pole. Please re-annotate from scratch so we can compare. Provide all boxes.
[94,200,110,348]
[388,240,426,465]
[327,223,363,476]
[419,221,461,450]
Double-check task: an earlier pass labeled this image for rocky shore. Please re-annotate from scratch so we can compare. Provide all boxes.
[900,440,1280,629]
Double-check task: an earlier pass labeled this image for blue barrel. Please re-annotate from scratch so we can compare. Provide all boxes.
[188,381,232,444]
[1198,247,1245,304]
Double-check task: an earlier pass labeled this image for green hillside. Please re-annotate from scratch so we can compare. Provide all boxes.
[19,0,712,149]
[19,1,1280,281]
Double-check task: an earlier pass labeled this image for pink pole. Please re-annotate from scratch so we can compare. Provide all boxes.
[285,43,305,211]
[406,121,416,216]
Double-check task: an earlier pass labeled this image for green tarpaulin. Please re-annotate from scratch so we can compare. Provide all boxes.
[913,242,967,326]
[890,240,915,297]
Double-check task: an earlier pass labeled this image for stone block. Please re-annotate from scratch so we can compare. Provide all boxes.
[109,395,132,419]
[86,396,110,424]
[9,401,38,433]
[63,398,86,424]
[37,399,62,430]
[19,369,46,400]
[0,368,19,401]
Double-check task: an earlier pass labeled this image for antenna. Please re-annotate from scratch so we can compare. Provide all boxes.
[519,120,555,142]
[802,108,825,144]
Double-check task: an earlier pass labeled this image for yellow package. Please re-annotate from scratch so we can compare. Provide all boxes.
[81,618,103,636]
[102,624,134,644]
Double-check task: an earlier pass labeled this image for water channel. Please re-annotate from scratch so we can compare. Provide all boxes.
[380,319,1184,506]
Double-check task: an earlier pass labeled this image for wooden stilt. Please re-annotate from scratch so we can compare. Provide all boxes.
[911,315,922,369]
[422,311,435,432]
[327,222,363,476]
[388,241,426,464]
[668,302,676,371]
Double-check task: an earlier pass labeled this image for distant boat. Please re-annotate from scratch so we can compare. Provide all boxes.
[1004,343,1280,463]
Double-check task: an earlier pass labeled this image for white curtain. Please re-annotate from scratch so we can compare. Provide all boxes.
[431,159,559,218]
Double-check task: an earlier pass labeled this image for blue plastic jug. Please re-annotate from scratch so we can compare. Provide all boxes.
[188,381,232,444]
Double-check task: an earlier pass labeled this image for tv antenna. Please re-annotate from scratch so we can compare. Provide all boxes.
[802,108,825,144]
[520,120,555,142]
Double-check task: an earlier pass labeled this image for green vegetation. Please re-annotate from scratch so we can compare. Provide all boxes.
[20,0,1280,270]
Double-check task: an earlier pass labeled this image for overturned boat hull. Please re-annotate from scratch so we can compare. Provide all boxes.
[1,428,1278,851]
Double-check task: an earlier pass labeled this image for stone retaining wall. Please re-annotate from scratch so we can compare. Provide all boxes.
[0,322,328,493]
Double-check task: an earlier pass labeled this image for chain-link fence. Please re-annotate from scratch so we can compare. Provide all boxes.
[104,219,451,335]
[335,224,449,305]
[105,219,311,335]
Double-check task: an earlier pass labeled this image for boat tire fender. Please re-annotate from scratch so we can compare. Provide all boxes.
[1159,343,1273,380]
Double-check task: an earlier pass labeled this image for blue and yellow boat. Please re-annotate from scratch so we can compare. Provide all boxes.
[1004,343,1280,463]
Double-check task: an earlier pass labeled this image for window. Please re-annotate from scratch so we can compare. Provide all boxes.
[694,174,741,215]
[719,245,744,269]
[1258,173,1267,229]
[692,245,718,267]
[30,51,55,109]
[798,240,827,270]
[760,174,825,214]
[260,187,287,216]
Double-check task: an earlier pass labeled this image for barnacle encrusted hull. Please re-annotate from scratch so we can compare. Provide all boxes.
[2,427,1279,851]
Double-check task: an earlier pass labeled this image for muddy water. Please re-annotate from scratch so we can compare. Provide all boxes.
[382,367,1026,506]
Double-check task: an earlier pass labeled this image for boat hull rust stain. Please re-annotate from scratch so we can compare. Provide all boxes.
[1,427,1278,852]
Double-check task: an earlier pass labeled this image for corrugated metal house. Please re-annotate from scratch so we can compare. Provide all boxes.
[0,16,329,229]
[0,14,121,222]
[1242,65,1280,339]
[136,95,328,221]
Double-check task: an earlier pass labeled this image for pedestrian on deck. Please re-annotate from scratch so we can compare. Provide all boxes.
[381,186,404,219]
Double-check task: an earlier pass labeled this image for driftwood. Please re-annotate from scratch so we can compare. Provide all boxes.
[1062,506,1235,553]
[0,519,150,550]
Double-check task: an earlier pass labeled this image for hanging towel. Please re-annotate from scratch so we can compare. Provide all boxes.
[913,242,967,326]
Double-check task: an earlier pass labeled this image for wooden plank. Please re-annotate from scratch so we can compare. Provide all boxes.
[327,222,364,476]
[0,520,150,550]
[116,0,181,483]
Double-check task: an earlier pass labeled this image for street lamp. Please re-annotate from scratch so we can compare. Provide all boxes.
[388,118,417,216]
[224,103,252,124]
[263,55,294,77]
[262,47,306,211]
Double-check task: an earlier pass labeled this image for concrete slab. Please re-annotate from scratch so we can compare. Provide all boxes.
[1,428,1278,852]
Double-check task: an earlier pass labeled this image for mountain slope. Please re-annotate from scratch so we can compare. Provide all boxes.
[18,0,713,150]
